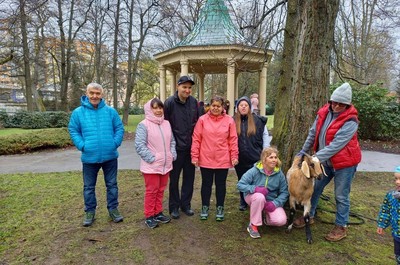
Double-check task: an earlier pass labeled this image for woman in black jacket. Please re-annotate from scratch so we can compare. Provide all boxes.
[234,96,270,211]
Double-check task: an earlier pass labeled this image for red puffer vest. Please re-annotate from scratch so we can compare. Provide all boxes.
[313,104,362,170]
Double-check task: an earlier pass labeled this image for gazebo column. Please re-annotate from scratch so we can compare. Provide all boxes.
[234,72,240,105]
[258,62,268,116]
[198,73,205,102]
[167,70,177,96]
[159,66,167,101]
[227,58,235,116]
[180,59,189,76]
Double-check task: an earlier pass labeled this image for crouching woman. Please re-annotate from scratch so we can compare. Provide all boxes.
[237,147,289,239]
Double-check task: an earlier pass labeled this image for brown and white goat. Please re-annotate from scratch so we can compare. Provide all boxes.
[286,153,326,244]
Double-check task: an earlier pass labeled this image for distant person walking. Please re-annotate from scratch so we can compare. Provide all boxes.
[68,83,125,227]
[164,76,199,219]
[135,98,176,229]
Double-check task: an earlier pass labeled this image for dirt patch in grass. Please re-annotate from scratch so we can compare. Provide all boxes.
[0,170,395,264]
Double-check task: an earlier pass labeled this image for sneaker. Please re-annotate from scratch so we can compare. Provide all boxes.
[83,211,95,227]
[216,206,224,221]
[247,223,261,239]
[239,204,247,211]
[145,216,159,229]
[200,206,209,220]
[325,225,347,242]
[109,208,124,223]
[293,216,314,228]
[154,212,171,224]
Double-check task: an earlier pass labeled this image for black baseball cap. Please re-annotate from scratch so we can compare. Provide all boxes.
[177,76,195,85]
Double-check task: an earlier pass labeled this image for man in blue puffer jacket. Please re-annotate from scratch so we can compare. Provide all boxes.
[68,83,125,227]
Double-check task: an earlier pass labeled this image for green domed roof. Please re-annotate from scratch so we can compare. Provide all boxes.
[177,0,249,46]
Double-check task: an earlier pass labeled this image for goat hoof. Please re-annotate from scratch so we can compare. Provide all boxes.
[307,238,313,244]
[285,228,292,234]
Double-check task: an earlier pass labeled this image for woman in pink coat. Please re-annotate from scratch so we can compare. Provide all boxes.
[191,96,239,221]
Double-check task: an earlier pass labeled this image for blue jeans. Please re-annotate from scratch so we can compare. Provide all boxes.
[82,159,119,213]
[310,165,357,227]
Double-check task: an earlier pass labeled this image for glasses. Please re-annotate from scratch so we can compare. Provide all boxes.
[330,101,347,107]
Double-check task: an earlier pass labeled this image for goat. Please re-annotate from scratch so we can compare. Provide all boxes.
[286,153,326,244]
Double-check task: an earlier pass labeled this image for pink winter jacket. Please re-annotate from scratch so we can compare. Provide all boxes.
[191,112,238,169]
[135,100,176,175]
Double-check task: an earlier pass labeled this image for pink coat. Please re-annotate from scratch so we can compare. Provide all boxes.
[135,100,176,175]
[191,112,238,169]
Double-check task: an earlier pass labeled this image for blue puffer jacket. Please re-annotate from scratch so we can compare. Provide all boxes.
[68,96,124,163]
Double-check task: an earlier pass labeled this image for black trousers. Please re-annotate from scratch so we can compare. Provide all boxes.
[200,167,228,207]
[168,150,195,213]
[234,163,253,206]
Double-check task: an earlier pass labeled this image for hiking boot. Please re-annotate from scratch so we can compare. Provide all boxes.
[154,212,171,224]
[325,225,347,242]
[200,206,209,220]
[83,211,95,227]
[170,208,180,219]
[109,208,124,223]
[145,216,159,229]
[216,206,224,221]
[293,216,314,228]
[247,223,261,239]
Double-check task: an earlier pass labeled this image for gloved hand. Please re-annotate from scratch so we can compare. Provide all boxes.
[312,155,320,164]
[264,201,276,212]
[296,150,306,156]
[254,186,268,196]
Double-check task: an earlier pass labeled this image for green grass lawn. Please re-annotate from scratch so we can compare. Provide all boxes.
[0,170,394,264]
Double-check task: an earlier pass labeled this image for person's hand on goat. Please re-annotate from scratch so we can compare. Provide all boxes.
[264,201,276,212]
[311,155,320,164]
[254,186,268,196]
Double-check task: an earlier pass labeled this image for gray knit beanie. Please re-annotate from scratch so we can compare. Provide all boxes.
[330,83,352,105]
[235,96,251,111]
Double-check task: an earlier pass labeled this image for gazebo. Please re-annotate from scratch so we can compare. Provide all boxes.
[153,0,273,115]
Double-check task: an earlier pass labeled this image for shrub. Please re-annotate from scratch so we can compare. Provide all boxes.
[0,110,9,128]
[21,112,51,129]
[350,84,400,140]
[1,111,70,129]
[0,128,73,155]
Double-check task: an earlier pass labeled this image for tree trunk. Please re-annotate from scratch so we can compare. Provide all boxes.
[273,0,339,172]
[19,0,34,111]
[112,0,121,109]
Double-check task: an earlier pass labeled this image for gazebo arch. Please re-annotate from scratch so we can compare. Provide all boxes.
[153,0,273,116]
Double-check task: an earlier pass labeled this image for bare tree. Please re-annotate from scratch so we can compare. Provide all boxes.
[333,0,399,88]
[121,0,163,124]
[19,0,34,111]
[56,0,94,111]
[273,0,340,172]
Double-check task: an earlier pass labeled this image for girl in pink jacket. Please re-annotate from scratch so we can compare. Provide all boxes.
[191,96,239,221]
[135,98,177,229]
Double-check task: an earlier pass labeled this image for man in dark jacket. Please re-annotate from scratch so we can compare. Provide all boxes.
[164,76,199,219]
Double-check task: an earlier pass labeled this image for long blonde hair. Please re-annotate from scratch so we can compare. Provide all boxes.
[260,147,282,168]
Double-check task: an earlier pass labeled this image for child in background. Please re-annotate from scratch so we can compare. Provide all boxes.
[135,98,177,229]
[377,166,400,264]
